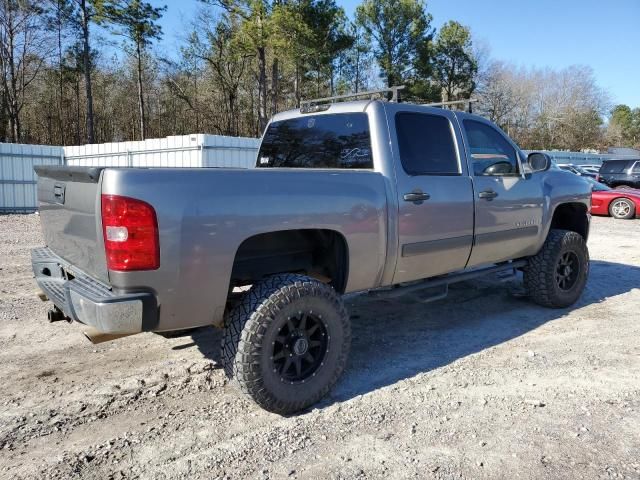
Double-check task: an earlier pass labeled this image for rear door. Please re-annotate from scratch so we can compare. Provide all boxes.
[387,105,474,284]
[459,117,543,267]
[35,166,109,282]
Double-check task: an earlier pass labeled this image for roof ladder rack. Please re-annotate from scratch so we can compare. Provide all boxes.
[424,98,478,113]
[301,85,405,112]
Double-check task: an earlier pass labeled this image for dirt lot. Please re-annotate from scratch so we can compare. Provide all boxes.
[0,214,639,479]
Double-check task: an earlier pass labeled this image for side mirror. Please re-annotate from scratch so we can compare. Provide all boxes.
[527,152,551,172]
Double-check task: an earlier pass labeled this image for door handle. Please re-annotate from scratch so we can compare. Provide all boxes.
[403,192,431,203]
[478,190,498,200]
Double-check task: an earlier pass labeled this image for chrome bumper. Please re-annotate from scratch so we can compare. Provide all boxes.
[31,247,157,334]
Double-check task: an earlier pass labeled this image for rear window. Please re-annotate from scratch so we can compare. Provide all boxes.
[395,112,459,175]
[257,113,373,169]
[600,160,630,173]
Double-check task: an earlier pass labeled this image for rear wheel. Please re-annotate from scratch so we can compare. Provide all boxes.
[524,229,589,308]
[221,274,350,414]
[609,198,635,219]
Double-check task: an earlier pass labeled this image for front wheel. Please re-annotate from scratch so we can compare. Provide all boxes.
[524,229,589,308]
[221,274,351,414]
[609,198,635,219]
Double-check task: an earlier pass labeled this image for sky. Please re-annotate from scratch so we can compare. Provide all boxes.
[150,0,640,108]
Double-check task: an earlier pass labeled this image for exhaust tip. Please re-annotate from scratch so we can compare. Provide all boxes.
[82,326,136,344]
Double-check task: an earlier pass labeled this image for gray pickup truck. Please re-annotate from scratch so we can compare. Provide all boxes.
[32,92,591,413]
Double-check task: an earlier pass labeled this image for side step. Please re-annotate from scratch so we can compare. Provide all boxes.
[371,259,527,301]
[416,284,448,304]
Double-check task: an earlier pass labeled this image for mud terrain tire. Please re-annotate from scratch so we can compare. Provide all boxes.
[524,229,589,308]
[222,274,350,414]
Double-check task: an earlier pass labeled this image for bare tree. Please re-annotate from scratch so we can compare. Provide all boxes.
[0,0,51,142]
[69,0,97,143]
[477,62,610,150]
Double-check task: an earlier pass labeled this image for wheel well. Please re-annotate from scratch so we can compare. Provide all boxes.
[230,229,349,293]
[550,203,589,240]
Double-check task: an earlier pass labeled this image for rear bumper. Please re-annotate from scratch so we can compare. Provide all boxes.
[31,247,157,334]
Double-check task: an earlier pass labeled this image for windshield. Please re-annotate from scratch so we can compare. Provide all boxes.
[257,113,373,169]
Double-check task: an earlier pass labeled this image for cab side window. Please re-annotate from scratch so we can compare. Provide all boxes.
[395,112,460,175]
[463,120,519,176]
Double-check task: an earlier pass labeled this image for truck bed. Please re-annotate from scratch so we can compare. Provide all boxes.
[34,166,389,331]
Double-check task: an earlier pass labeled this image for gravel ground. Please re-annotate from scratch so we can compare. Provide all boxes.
[0,213,639,480]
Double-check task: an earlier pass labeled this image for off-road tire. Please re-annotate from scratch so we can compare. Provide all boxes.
[609,198,635,219]
[523,229,589,308]
[221,274,350,414]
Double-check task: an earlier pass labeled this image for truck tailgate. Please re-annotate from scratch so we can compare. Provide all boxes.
[34,166,109,283]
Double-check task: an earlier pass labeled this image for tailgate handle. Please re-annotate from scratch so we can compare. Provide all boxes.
[53,184,65,204]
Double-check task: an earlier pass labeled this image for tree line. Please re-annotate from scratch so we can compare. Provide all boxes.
[0,0,635,151]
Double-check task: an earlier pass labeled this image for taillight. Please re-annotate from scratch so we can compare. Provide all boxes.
[101,194,159,271]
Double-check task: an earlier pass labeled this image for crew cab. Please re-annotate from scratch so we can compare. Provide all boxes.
[32,90,592,414]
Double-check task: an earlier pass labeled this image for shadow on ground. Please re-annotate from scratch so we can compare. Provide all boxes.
[185,260,639,409]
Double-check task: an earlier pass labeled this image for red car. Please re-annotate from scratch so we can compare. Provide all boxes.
[588,178,640,219]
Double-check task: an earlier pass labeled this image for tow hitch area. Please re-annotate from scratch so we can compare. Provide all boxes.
[47,306,71,323]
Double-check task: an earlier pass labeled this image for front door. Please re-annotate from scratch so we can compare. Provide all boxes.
[389,106,475,284]
[460,118,544,267]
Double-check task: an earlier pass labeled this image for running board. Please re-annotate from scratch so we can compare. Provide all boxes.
[371,260,528,300]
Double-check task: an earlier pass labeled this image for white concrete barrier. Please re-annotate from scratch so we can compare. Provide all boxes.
[0,134,260,212]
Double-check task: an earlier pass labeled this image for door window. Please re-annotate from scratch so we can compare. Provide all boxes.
[395,112,460,175]
[463,120,519,176]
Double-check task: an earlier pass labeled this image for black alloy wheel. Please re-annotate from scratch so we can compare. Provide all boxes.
[555,251,580,291]
[272,311,329,383]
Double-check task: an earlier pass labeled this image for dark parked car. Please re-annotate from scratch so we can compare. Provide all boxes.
[597,159,640,189]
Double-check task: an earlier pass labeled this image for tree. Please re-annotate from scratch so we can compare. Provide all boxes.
[607,104,638,147]
[45,0,75,144]
[475,63,610,150]
[61,40,93,144]
[301,0,352,97]
[202,0,273,133]
[355,0,433,89]
[0,0,624,151]
[432,20,476,102]
[0,0,50,142]
[274,0,352,101]
[188,10,252,136]
[335,21,373,94]
[476,60,528,127]
[633,108,640,149]
[68,0,99,143]
[97,0,166,140]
